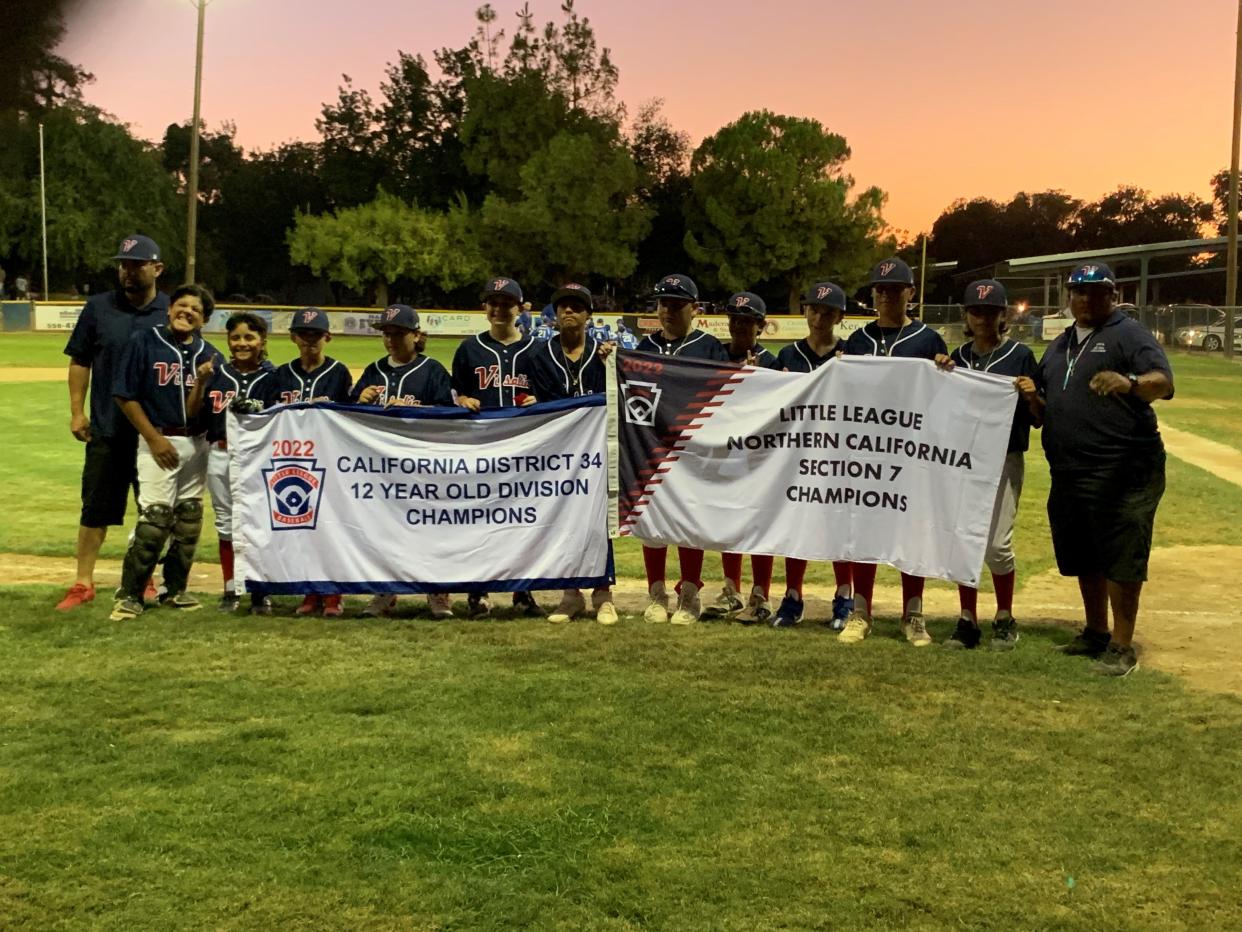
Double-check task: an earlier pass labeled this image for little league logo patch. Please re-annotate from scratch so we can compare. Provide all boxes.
[262,457,326,531]
[621,379,662,427]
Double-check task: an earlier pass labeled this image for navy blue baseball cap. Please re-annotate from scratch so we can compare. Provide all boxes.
[802,281,847,311]
[290,307,331,332]
[113,234,161,262]
[869,257,915,287]
[372,304,420,331]
[550,282,594,310]
[1068,262,1116,288]
[725,291,767,320]
[963,279,1008,309]
[651,273,699,301]
[481,276,523,303]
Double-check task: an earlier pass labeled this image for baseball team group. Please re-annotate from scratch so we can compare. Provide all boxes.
[53,235,1174,677]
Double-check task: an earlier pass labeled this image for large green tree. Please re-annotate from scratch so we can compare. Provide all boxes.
[683,111,886,310]
[929,191,1080,272]
[1073,185,1212,249]
[287,191,484,306]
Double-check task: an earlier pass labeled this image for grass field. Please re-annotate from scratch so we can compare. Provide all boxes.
[3,332,1242,928]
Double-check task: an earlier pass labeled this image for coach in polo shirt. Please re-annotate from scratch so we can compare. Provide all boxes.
[56,235,170,611]
[1034,261,1174,676]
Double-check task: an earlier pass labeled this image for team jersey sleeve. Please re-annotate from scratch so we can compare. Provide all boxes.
[950,346,966,368]
[1124,326,1174,383]
[929,329,948,356]
[451,341,473,397]
[350,361,382,403]
[844,329,868,356]
[63,300,96,365]
[111,331,146,401]
[758,350,782,371]
[422,360,454,406]
[527,348,561,401]
[327,363,353,403]
[708,337,729,362]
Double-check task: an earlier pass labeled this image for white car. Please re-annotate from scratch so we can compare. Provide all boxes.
[1173,313,1242,351]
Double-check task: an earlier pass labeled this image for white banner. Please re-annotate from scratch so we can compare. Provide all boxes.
[231,397,612,594]
[618,355,1016,586]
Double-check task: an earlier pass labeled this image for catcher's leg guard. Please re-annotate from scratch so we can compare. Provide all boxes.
[121,504,174,599]
[162,499,204,595]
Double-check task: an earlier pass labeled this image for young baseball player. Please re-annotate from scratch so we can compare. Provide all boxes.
[773,281,854,629]
[271,307,353,617]
[188,311,277,615]
[935,280,1040,650]
[703,292,780,623]
[351,304,455,620]
[109,284,223,620]
[451,276,541,619]
[528,282,618,625]
[636,273,729,625]
[840,258,947,646]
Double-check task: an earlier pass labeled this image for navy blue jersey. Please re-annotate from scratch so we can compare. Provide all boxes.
[201,360,278,442]
[725,342,781,370]
[64,289,170,438]
[1034,310,1173,469]
[113,326,223,433]
[777,338,846,373]
[349,355,453,407]
[636,330,729,361]
[950,339,1038,453]
[451,332,538,408]
[529,336,608,400]
[845,320,947,359]
[270,357,353,406]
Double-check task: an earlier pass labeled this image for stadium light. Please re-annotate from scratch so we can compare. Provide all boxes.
[185,0,210,285]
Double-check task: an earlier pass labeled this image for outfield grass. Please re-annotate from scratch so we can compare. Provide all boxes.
[2,587,1242,929]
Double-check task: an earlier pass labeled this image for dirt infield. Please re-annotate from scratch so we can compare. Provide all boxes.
[8,544,1240,695]
[0,367,64,382]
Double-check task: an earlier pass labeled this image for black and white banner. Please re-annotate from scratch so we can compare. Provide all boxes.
[231,397,613,595]
[617,352,1016,585]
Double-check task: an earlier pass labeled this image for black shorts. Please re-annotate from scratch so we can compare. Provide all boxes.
[1047,451,1166,583]
[80,432,140,527]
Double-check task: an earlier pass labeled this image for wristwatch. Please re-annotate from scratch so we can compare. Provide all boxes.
[1126,373,1139,393]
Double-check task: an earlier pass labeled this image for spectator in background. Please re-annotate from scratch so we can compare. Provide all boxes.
[15,274,29,299]
[516,301,533,337]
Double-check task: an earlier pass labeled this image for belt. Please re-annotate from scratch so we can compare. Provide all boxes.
[157,426,202,438]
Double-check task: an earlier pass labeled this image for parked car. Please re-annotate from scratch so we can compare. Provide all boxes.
[1172,311,1242,351]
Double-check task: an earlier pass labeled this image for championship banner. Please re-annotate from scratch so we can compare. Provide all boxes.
[231,397,612,595]
[616,352,1016,585]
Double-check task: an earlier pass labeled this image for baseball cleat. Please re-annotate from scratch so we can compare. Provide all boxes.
[249,595,273,616]
[161,591,202,612]
[670,581,702,625]
[109,597,144,621]
[944,616,981,650]
[548,589,586,624]
[322,595,344,618]
[361,594,398,618]
[703,580,743,619]
[594,600,619,626]
[295,595,322,616]
[734,586,772,625]
[828,594,854,631]
[643,581,669,624]
[771,590,804,627]
[900,597,932,647]
[427,593,454,619]
[1054,628,1110,657]
[1093,643,1138,677]
[990,612,1019,651]
[838,598,872,643]
[467,593,492,618]
[144,578,159,603]
[55,583,95,611]
[512,590,545,617]
[218,591,241,613]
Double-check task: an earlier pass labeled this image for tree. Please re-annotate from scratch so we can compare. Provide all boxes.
[683,111,886,310]
[477,131,650,287]
[0,0,92,116]
[628,99,692,289]
[928,191,1080,273]
[1073,185,1212,249]
[315,76,386,209]
[160,121,244,205]
[287,191,484,306]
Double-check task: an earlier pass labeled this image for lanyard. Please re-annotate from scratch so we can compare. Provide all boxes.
[1063,331,1096,390]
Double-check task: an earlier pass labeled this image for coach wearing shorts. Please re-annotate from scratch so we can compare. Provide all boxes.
[1035,262,1173,676]
[56,235,169,610]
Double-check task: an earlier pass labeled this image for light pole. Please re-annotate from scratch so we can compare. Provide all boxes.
[1226,0,1241,359]
[185,0,208,284]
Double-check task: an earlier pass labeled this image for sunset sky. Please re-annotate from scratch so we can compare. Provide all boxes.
[60,0,1234,235]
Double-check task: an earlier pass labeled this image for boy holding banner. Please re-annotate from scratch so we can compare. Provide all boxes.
[772,281,855,630]
[635,273,729,625]
[840,258,947,647]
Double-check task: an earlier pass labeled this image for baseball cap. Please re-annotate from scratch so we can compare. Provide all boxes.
[651,273,699,301]
[963,279,1008,309]
[113,235,161,262]
[802,281,847,311]
[550,282,594,310]
[481,276,523,303]
[725,291,767,320]
[290,307,331,332]
[1067,262,1116,288]
[869,257,915,287]
[372,304,420,331]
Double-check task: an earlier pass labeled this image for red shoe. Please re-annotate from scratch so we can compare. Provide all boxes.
[55,583,95,611]
[144,578,159,602]
[322,595,343,618]
[295,595,322,616]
